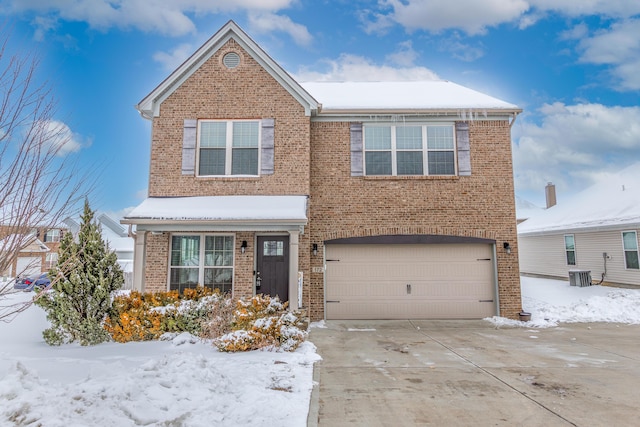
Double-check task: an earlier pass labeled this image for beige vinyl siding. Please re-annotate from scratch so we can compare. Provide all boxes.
[518,229,640,286]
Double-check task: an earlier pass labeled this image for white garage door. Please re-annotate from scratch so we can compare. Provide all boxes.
[16,257,42,277]
[325,243,496,320]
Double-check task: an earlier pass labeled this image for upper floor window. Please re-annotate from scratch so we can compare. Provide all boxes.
[363,125,455,176]
[197,120,259,176]
[564,234,576,266]
[622,231,639,269]
[44,229,60,243]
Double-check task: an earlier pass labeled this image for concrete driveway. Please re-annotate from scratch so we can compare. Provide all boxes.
[307,320,640,426]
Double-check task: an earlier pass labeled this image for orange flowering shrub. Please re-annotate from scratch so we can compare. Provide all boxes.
[104,288,221,343]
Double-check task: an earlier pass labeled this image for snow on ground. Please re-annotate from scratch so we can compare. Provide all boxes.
[2,275,639,425]
[0,291,320,427]
[489,276,640,328]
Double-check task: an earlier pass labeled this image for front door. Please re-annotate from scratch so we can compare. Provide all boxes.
[256,236,289,302]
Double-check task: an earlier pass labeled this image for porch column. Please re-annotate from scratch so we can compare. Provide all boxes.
[288,230,300,309]
[132,231,146,292]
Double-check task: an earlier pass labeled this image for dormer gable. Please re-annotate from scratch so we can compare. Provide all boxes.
[136,20,319,119]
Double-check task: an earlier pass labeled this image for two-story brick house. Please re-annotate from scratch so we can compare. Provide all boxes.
[123,21,523,321]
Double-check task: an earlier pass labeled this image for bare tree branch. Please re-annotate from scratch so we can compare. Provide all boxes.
[0,26,96,321]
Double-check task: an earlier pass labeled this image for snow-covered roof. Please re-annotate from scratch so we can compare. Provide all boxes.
[518,163,640,235]
[515,196,543,221]
[301,81,520,112]
[123,196,308,224]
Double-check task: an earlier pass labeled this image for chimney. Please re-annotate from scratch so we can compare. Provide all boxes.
[545,182,556,209]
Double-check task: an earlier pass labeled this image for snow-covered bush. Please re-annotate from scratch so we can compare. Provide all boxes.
[214,295,307,352]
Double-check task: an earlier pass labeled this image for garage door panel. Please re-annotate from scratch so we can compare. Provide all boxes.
[325,243,495,320]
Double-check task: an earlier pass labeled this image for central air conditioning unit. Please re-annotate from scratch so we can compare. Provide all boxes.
[569,270,592,287]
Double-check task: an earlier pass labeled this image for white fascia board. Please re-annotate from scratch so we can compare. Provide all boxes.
[136,21,319,119]
[311,110,517,122]
[518,221,640,237]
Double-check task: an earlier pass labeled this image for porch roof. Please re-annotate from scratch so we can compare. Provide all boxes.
[121,195,308,232]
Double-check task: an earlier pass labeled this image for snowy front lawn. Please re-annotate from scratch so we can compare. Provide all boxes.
[0,292,320,427]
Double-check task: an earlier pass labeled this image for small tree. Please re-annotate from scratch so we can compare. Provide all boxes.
[36,200,123,345]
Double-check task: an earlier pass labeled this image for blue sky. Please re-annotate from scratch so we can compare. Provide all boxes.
[1,1,639,217]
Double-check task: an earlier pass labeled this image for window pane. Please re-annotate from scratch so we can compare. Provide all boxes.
[365,151,392,175]
[231,148,259,175]
[566,251,576,265]
[396,126,422,149]
[205,236,233,267]
[169,268,199,292]
[364,126,391,150]
[428,151,455,175]
[397,151,423,175]
[625,251,640,269]
[623,232,638,250]
[204,267,233,293]
[171,236,200,266]
[199,148,225,175]
[232,122,259,148]
[427,126,454,149]
[263,241,284,256]
[564,235,575,250]
[200,122,227,148]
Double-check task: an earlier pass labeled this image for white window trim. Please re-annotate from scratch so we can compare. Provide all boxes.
[167,233,236,291]
[564,234,576,266]
[44,229,60,243]
[363,124,457,176]
[196,119,261,177]
[621,230,639,270]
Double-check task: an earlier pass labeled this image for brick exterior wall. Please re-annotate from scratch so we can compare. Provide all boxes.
[139,35,521,321]
[308,120,521,320]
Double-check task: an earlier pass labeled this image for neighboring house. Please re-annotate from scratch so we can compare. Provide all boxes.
[515,196,543,224]
[0,227,63,278]
[122,21,523,321]
[63,214,134,274]
[518,163,640,287]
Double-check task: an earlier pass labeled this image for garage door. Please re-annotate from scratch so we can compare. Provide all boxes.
[16,256,42,277]
[325,243,496,320]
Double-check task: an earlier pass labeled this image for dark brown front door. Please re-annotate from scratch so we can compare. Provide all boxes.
[256,236,289,302]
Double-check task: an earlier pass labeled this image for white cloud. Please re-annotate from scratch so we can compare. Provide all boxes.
[438,34,485,62]
[527,0,640,18]
[294,53,439,82]
[384,40,419,67]
[247,12,313,47]
[512,102,640,198]
[38,120,90,156]
[6,0,298,37]
[370,0,530,35]
[576,18,640,90]
[559,22,589,41]
[153,43,194,71]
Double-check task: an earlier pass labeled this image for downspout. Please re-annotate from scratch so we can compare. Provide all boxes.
[509,111,520,129]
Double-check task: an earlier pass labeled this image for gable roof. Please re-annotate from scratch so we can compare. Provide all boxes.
[518,162,640,236]
[301,81,520,114]
[136,20,319,118]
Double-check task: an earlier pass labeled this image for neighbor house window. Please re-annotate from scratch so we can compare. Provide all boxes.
[564,234,576,266]
[44,229,60,243]
[363,124,455,176]
[622,231,639,269]
[198,120,259,176]
[45,253,58,269]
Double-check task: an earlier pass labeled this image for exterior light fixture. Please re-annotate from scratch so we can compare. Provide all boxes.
[312,243,318,256]
[503,242,511,254]
[241,240,248,254]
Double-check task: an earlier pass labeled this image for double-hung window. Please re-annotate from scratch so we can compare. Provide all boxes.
[44,229,60,243]
[564,234,576,266]
[198,120,259,176]
[363,124,455,176]
[622,231,639,269]
[170,235,234,293]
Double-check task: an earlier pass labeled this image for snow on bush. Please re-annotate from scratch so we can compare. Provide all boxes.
[214,295,307,352]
